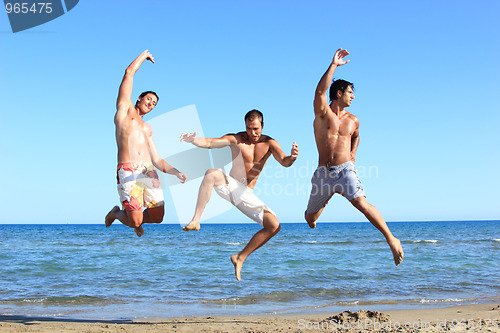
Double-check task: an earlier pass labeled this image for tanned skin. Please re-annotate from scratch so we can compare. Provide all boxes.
[180,117,299,280]
[105,50,187,237]
[305,48,404,266]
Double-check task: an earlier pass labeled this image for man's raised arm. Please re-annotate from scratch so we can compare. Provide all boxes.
[180,132,236,149]
[116,50,155,111]
[314,48,350,116]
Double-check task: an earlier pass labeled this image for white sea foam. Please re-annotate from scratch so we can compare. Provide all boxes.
[22,298,46,303]
[413,239,438,243]
[492,239,500,242]
[419,298,463,303]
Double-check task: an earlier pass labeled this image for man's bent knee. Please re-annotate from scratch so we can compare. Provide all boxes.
[203,168,225,184]
[263,212,280,233]
[305,213,315,224]
[265,223,280,235]
[305,211,319,224]
[205,168,220,178]
[126,210,143,228]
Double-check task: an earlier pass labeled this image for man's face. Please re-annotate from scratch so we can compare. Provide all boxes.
[339,86,355,107]
[245,118,262,143]
[137,93,158,116]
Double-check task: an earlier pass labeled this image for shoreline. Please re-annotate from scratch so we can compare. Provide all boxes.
[1,303,498,332]
[2,296,499,320]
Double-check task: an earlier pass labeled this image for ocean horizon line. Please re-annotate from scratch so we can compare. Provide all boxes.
[1,219,498,225]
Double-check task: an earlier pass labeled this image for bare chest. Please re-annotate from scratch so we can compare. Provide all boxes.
[323,114,356,136]
[238,142,270,165]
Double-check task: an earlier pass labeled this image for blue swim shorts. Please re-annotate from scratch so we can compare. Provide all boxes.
[305,161,365,214]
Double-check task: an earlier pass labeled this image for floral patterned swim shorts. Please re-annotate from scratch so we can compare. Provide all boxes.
[116,162,164,211]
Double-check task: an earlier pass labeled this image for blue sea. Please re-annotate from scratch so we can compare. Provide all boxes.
[0,221,499,320]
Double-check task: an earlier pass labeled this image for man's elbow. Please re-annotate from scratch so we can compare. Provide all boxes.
[153,159,165,171]
[315,89,326,97]
[124,68,135,77]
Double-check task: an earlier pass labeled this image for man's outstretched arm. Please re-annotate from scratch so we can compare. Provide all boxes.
[116,50,155,112]
[269,140,299,167]
[180,132,236,149]
[314,48,350,117]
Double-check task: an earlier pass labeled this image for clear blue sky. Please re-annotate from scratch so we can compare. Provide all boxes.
[1,0,499,224]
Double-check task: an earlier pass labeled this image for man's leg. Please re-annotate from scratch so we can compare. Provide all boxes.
[105,206,145,237]
[304,169,333,229]
[231,211,281,281]
[350,196,404,266]
[183,169,226,231]
[143,205,165,223]
[305,208,325,229]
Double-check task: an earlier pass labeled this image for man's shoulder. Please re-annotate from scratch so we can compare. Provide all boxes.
[314,103,333,119]
[115,108,148,133]
[115,103,137,122]
[259,134,274,143]
[234,132,252,141]
[346,112,359,124]
[224,132,239,139]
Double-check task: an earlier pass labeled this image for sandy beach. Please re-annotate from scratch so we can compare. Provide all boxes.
[0,303,498,332]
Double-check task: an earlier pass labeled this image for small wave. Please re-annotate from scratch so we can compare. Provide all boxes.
[419,298,464,303]
[287,240,350,245]
[224,242,244,246]
[412,239,438,244]
[19,296,110,305]
[207,288,344,305]
[22,298,47,303]
[492,239,500,242]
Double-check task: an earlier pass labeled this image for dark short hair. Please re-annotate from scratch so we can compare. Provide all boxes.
[329,79,354,101]
[135,91,159,107]
[244,109,264,126]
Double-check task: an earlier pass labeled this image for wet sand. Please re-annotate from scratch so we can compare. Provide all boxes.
[0,303,498,332]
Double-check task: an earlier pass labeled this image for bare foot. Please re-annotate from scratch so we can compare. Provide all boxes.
[182,220,200,231]
[231,254,243,281]
[388,238,404,266]
[135,225,144,237]
[105,206,120,227]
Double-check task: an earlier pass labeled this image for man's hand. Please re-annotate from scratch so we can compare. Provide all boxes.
[332,48,350,66]
[142,49,155,64]
[177,172,188,183]
[291,142,299,159]
[180,131,197,143]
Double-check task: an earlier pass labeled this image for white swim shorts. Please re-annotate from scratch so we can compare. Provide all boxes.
[214,171,276,226]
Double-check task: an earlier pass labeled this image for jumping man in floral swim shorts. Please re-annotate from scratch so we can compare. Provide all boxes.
[105,50,187,237]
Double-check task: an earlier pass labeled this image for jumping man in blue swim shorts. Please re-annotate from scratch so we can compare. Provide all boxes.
[305,48,404,266]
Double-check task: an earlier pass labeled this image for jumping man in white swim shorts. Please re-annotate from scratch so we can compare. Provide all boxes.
[180,109,299,281]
